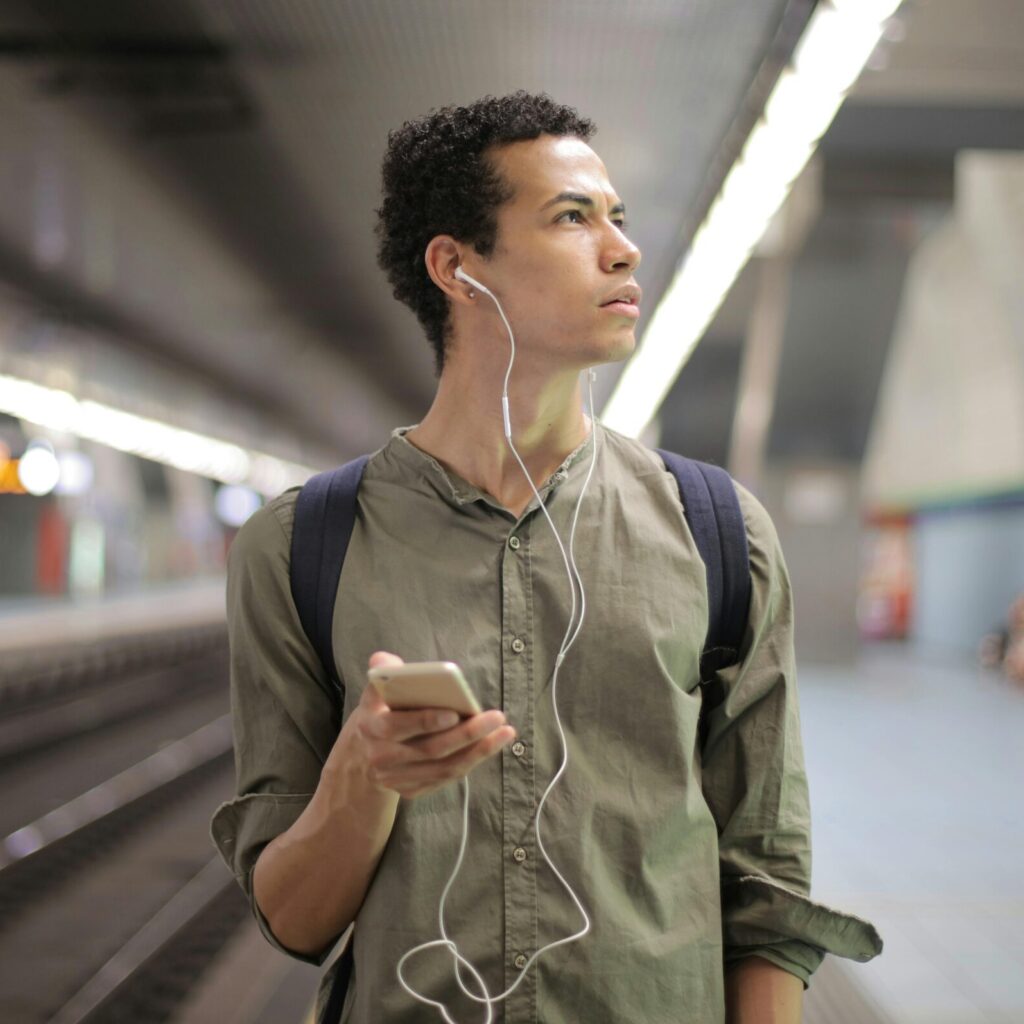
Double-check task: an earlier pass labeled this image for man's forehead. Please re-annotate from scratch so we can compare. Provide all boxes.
[493,135,617,204]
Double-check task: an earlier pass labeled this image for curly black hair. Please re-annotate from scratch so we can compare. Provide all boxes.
[375,90,596,374]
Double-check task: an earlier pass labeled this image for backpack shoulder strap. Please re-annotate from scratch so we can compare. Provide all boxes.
[288,455,368,1022]
[289,455,371,694]
[655,450,752,740]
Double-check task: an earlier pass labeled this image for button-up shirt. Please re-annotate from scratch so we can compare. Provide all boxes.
[212,425,882,1023]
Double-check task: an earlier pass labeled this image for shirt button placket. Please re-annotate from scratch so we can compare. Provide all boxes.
[500,521,536,1020]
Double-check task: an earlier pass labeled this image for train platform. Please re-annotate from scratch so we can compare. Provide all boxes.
[0,578,226,654]
[800,645,1023,1024]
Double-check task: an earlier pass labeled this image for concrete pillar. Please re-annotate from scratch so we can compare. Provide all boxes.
[760,459,863,666]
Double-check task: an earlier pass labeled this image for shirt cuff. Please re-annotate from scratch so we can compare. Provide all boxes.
[211,792,337,965]
[211,791,313,886]
[721,874,883,984]
[724,942,823,989]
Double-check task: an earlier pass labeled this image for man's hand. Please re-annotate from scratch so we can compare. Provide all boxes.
[328,651,516,799]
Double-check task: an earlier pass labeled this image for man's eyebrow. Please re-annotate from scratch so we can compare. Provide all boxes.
[541,191,626,216]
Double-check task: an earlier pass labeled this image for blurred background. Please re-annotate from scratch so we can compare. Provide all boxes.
[0,1,1021,1022]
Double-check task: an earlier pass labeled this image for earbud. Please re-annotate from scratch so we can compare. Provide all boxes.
[454,265,488,296]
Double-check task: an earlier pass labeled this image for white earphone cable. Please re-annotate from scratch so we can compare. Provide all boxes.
[397,276,599,1023]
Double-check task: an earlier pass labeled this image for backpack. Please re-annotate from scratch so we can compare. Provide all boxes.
[287,447,751,1023]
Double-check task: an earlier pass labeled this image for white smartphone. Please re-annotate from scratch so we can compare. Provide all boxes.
[367,661,483,718]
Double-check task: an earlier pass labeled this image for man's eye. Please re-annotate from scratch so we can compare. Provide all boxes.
[557,210,629,230]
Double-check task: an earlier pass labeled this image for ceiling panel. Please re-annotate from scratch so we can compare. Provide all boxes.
[852,0,1024,105]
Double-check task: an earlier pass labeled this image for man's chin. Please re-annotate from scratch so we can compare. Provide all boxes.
[595,333,637,366]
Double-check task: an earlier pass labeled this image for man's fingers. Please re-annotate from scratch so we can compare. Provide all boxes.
[403,710,509,761]
[363,706,466,743]
[375,725,516,789]
[368,650,404,669]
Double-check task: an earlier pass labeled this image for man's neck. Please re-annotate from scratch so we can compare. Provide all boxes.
[406,356,591,518]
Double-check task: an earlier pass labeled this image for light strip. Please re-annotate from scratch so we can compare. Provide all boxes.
[602,0,903,437]
[0,372,316,495]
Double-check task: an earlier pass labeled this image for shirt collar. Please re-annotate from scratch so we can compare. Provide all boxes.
[383,424,596,515]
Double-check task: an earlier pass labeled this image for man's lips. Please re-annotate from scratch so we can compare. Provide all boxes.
[600,300,641,319]
[600,284,642,307]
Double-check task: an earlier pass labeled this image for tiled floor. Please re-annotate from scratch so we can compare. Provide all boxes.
[799,645,1024,1024]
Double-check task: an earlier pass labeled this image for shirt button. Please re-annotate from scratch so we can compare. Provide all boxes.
[510,637,525,654]
[511,740,526,758]
[513,953,528,970]
[512,846,528,864]
[508,535,521,551]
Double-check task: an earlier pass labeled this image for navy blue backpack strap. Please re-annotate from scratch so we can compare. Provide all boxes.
[656,450,752,745]
[289,456,369,1024]
[289,455,370,695]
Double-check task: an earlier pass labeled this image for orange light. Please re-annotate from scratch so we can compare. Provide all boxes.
[0,458,28,494]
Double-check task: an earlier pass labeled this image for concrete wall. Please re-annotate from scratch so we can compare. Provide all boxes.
[913,503,1024,653]
[863,151,1024,507]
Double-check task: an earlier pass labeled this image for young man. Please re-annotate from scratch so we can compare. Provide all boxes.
[212,91,880,1023]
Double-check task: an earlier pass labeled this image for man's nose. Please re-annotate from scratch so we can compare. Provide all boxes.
[604,228,642,274]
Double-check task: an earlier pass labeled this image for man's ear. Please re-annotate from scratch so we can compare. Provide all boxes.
[424,236,473,303]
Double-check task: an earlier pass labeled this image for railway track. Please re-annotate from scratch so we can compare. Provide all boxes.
[0,624,254,1023]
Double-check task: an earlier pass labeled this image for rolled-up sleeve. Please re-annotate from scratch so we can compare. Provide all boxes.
[209,490,341,965]
[700,483,883,987]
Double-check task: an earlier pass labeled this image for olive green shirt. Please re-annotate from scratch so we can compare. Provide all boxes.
[211,425,881,1023]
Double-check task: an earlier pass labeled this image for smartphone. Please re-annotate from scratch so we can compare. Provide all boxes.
[367,661,483,718]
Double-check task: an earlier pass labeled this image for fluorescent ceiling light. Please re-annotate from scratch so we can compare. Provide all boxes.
[602,0,903,437]
[0,372,315,495]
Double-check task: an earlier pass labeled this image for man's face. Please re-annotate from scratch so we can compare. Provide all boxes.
[475,134,642,370]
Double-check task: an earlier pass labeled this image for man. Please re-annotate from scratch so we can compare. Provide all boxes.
[212,91,880,1023]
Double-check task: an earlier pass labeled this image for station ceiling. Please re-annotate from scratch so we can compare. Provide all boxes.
[0,0,1022,471]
